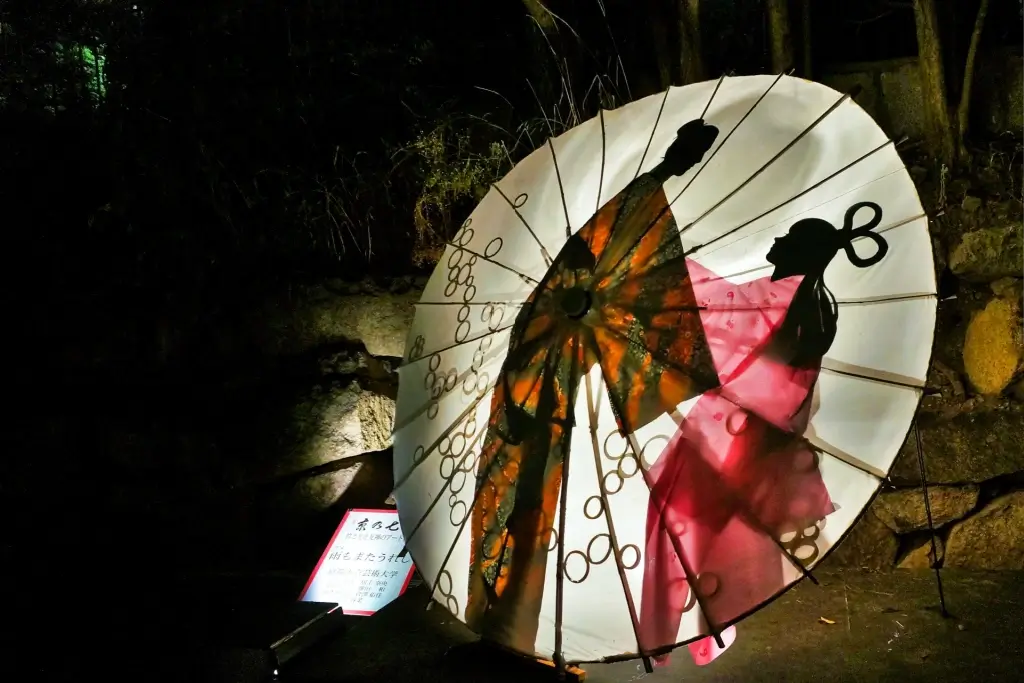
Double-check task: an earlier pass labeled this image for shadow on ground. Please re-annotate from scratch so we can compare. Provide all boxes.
[287,569,1023,683]
[18,566,1023,682]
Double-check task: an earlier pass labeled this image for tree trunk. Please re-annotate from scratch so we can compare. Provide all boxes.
[956,0,991,159]
[800,0,812,79]
[678,0,704,84]
[766,0,794,74]
[651,0,674,90]
[521,0,557,32]
[912,0,956,165]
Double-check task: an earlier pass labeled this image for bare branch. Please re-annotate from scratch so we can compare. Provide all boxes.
[956,0,991,159]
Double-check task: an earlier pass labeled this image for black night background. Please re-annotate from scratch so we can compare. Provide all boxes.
[3,1,1022,681]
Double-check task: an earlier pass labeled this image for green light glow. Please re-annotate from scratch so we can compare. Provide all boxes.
[78,45,107,101]
[53,41,108,105]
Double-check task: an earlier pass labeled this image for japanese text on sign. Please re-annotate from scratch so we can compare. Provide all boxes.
[299,509,416,616]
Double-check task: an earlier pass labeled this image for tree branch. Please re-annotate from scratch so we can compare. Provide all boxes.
[912,0,956,165]
[956,0,991,158]
[845,9,897,26]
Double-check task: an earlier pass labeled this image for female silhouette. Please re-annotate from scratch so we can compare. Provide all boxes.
[638,202,889,666]
[465,119,721,656]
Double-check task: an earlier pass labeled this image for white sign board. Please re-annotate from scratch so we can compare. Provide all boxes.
[299,508,416,616]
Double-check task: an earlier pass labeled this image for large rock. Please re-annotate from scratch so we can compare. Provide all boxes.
[284,379,396,475]
[991,277,1023,303]
[254,279,424,359]
[266,449,396,522]
[888,403,1024,484]
[289,457,371,515]
[318,346,399,398]
[878,60,927,138]
[945,492,1024,569]
[963,296,1022,395]
[949,224,1024,283]
[1012,378,1024,403]
[226,449,398,572]
[897,535,944,570]
[828,512,899,571]
[820,70,885,130]
[873,485,980,534]
[218,375,398,489]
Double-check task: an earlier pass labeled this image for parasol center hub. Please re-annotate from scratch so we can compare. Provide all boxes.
[560,287,592,319]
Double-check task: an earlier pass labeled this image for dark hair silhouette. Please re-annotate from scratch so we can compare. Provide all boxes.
[650,119,719,181]
[766,201,888,368]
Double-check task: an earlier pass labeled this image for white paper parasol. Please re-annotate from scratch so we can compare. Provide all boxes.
[391,74,935,669]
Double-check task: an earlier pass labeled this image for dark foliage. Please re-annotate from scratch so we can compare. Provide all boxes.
[4,1,535,302]
[0,0,783,300]
[1,0,1019,357]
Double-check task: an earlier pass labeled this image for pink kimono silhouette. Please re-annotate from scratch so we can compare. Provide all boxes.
[637,259,836,667]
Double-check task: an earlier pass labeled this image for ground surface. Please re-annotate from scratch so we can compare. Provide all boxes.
[287,570,1023,683]
[24,569,1021,681]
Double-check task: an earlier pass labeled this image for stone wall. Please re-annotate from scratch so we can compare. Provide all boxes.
[801,53,1024,569]
[20,277,424,579]
[819,50,1023,139]
[821,57,928,140]
[44,265,1017,577]
[199,252,1021,573]
[844,147,1023,570]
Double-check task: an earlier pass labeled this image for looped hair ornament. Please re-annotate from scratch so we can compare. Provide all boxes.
[767,200,891,368]
[838,201,888,268]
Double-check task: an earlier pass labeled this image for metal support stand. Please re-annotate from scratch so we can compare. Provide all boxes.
[913,421,950,618]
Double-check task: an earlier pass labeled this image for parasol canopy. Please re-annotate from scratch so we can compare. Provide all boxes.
[391,74,936,669]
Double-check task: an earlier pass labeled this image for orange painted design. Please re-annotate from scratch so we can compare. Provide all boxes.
[523,314,554,345]
[511,369,542,411]
[627,214,664,275]
[616,278,642,307]
[465,329,576,651]
[592,327,625,389]
[463,169,721,653]
[494,531,514,598]
[578,194,620,262]
[658,367,694,411]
